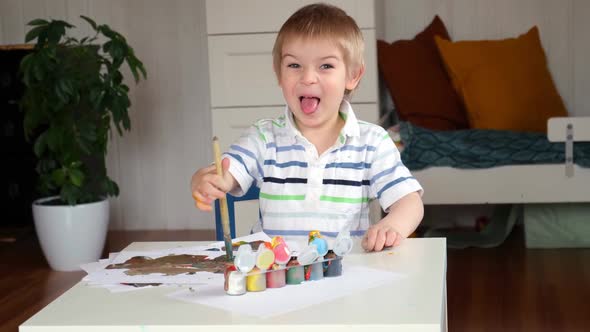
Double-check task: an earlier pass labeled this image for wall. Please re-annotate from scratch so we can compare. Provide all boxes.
[1,0,588,229]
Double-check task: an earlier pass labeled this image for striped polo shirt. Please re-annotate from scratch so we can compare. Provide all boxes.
[224,101,423,238]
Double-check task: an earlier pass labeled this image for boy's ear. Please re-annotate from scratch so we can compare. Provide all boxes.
[274,65,282,86]
[346,64,365,91]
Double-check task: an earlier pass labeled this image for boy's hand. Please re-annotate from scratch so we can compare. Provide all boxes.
[191,158,235,212]
[362,222,405,252]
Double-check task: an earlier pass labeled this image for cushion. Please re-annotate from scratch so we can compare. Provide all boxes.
[435,27,568,133]
[377,16,469,131]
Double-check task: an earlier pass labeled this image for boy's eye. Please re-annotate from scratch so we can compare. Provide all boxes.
[320,64,334,70]
[287,63,300,69]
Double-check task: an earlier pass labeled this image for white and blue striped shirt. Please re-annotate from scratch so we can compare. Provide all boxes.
[225,101,423,238]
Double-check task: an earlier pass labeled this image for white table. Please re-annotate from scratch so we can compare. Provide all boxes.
[21,238,447,332]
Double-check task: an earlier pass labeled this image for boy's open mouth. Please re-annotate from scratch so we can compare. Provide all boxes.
[300,96,320,114]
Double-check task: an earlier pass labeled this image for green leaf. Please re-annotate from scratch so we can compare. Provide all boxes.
[80,15,97,30]
[112,181,120,196]
[25,25,46,43]
[113,71,123,85]
[97,24,118,40]
[69,169,85,187]
[51,168,66,186]
[33,131,48,157]
[23,109,45,140]
[61,184,78,205]
[104,178,120,197]
[54,83,69,103]
[46,127,60,151]
[46,24,65,44]
[28,19,49,26]
[33,60,44,81]
[137,62,147,80]
[129,64,139,82]
[77,138,92,154]
[81,126,97,142]
[63,79,74,95]
[19,53,34,85]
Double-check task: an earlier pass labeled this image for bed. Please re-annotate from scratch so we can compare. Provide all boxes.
[383,116,590,248]
[394,117,590,205]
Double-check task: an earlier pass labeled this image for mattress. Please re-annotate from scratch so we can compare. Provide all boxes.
[393,121,590,171]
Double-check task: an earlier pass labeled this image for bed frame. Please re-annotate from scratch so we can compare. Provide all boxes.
[413,117,590,204]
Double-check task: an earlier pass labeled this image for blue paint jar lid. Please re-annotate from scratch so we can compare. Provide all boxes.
[310,237,329,256]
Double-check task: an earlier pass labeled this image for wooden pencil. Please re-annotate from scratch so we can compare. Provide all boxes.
[212,136,233,261]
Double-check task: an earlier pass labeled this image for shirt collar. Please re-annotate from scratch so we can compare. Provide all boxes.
[283,100,361,142]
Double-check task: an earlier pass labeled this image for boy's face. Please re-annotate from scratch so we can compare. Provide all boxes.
[278,37,362,133]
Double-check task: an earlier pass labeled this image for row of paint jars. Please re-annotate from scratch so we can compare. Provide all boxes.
[224,250,343,295]
[224,230,353,295]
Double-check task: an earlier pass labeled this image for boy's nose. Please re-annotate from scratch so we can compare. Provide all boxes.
[301,68,318,85]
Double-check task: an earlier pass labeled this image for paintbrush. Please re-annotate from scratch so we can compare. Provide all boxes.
[212,136,233,261]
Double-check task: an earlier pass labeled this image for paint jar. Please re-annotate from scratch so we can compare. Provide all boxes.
[266,264,286,288]
[255,243,275,271]
[333,229,353,256]
[286,257,304,285]
[224,265,246,295]
[246,267,267,292]
[271,236,291,265]
[323,250,343,277]
[307,262,324,281]
[308,231,329,256]
[234,244,256,274]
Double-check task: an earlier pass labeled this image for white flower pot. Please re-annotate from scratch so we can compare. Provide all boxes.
[32,197,109,271]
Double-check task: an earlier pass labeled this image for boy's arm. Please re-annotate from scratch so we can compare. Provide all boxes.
[381,191,424,237]
[364,126,424,251]
[362,191,424,251]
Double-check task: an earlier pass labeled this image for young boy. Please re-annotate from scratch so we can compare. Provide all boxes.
[191,3,423,252]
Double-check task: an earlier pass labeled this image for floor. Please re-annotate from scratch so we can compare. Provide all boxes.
[0,226,588,332]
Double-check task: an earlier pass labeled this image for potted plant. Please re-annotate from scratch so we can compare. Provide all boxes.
[19,16,146,271]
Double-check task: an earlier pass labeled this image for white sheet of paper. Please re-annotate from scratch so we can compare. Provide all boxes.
[83,232,272,285]
[87,282,162,293]
[80,259,110,274]
[166,265,405,319]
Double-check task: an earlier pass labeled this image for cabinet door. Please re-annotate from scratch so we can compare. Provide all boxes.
[208,30,378,107]
[206,0,375,34]
[212,107,283,152]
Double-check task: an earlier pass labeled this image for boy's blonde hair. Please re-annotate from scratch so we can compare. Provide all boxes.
[272,3,365,97]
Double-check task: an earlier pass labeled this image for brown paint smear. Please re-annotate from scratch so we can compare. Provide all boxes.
[106,254,231,276]
[106,240,265,277]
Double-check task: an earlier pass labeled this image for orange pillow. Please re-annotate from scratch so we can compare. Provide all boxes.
[435,27,567,133]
